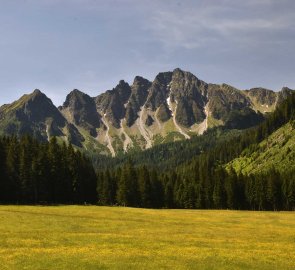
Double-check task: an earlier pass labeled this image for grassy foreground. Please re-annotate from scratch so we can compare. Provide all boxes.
[0,206,294,270]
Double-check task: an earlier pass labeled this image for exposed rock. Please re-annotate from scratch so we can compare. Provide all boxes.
[125,76,151,127]
[0,68,293,155]
[60,89,101,137]
[245,87,277,106]
[145,72,172,111]
[95,80,131,128]
[0,89,84,146]
[145,115,154,126]
[157,104,171,122]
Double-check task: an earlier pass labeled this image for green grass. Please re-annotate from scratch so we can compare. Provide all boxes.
[207,115,223,128]
[73,127,109,155]
[227,122,295,174]
[0,206,294,270]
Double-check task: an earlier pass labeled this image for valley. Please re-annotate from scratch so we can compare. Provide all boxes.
[1,1,294,270]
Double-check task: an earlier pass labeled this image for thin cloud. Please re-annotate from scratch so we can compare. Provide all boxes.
[0,0,294,106]
[145,0,295,50]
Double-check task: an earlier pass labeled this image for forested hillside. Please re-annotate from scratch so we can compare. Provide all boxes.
[1,93,295,210]
[0,136,97,204]
[96,92,295,210]
[227,121,295,175]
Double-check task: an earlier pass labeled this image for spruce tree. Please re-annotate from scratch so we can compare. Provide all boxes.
[138,166,152,208]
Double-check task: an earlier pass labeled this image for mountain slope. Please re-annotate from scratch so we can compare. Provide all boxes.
[65,69,293,155]
[0,69,293,155]
[0,89,84,145]
[60,89,102,137]
[227,121,295,174]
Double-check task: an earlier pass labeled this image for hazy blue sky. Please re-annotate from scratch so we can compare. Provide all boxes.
[0,0,294,106]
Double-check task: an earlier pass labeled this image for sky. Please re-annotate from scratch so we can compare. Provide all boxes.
[0,0,295,106]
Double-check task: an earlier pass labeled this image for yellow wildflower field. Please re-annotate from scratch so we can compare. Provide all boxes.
[0,206,294,269]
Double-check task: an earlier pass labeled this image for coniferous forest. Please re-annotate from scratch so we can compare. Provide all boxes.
[1,94,295,210]
[0,136,97,204]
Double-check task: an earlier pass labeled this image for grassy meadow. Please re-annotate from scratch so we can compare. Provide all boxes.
[0,206,294,270]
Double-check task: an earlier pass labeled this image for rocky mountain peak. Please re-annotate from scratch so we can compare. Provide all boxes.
[132,76,151,90]
[28,89,50,102]
[133,76,149,83]
[118,79,128,86]
[113,80,131,101]
[154,71,173,85]
[0,69,294,156]
[69,88,85,96]
[0,89,69,142]
[173,67,183,73]
[63,89,92,108]
[32,88,42,95]
[124,76,152,127]
[60,89,101,137]
[23,90,59,117]
[281,87,293,94]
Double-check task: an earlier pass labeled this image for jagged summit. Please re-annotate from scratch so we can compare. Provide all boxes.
[32,88,42,95]
[0,88,82,143]
[118,79,128,86]
[1,89,55,115]
[26,89,51,102]
[0,68,294,155]
[68,88,85,95]
[18,89,48,103]
[60,88,102,137]
[62,89,91,107]
[133,75,149,83]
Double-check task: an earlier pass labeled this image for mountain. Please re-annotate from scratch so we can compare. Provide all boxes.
[59,89,102,137]
[0,68,293,155]
[1,83,295,210]
[94,92,295,210]
[0,89,84,146]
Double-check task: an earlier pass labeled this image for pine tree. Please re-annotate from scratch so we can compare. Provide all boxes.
[150,170,163,208]
[47,137,61,203]
[266,169,281,211]
[164,177,174,208]
[255,175,266,211]
[225,167,238,209]
[212,167,226,209]
[246,175,256,210]
[0,139,6,202]
[97,170,115,205]
[285,176,295,210]
[116,160,138,206]
[5,137,20,202]
[138,166,152,208]
[182,181,195,209]
[19,136,35,203]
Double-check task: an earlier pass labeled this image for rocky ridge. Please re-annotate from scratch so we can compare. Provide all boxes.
[0,68,293,156]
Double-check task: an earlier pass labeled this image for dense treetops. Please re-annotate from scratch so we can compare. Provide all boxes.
[0,136,96,204]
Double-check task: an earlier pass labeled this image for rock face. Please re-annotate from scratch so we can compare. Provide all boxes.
[60,89,101,137]
[0,69,293,155]
[95,80,131,128]
[125,76,151,127]
[0,89,83,145]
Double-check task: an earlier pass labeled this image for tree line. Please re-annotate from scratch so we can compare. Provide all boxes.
[97,160,295,211]
[0,136,97,204]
